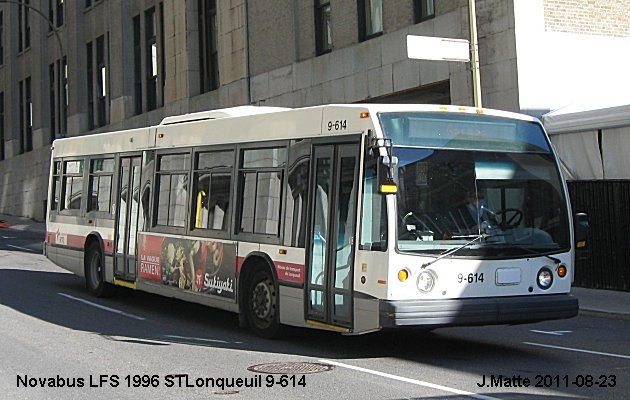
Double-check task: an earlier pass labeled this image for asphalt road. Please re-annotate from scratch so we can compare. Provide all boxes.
[0,230,628,400]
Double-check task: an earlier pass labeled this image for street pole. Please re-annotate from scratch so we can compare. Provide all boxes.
[468,0,482,108]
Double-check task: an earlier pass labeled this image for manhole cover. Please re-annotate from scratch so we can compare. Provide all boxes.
[247,362,333,374]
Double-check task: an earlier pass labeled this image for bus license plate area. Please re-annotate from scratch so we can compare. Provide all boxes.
[495,268,521,285]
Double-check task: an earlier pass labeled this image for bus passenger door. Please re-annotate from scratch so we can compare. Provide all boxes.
[114,156,142,282]
[307,143,359,329]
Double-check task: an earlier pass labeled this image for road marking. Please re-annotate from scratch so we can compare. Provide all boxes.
[524,342,630,360]
[319,359,501,400]
[530,330,572,336]
[161,334,243,345]
[58,293,146,321]
[103,335,172,346]
[6,244,34,252]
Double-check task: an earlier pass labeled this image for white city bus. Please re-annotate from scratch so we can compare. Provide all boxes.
[45,104,587,337]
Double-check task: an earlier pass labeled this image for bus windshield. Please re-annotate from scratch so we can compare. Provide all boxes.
[378,112,570,258]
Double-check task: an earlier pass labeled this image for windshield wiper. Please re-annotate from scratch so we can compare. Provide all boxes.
[421,234,484,269]
[504,243,562,264]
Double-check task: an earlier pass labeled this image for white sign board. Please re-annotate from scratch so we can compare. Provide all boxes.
[406,35,470,62]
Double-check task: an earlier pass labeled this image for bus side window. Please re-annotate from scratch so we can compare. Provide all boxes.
[61,160,85,212]
[155,153,191,228]
[193,150,234,232]
[50,161,62,212]
[360,157,387,251]
[285,139,311,247]
[87,158,114,214]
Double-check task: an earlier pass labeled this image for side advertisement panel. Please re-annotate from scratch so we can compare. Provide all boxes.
[138,233,236,300]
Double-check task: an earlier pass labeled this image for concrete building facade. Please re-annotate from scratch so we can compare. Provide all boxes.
[0,0,628,220]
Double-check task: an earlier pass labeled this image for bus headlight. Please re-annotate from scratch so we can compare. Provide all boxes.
[537,267,553,289]
[417,270,436,293]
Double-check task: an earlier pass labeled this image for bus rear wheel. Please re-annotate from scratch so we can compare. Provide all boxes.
[85,242,112,297]
[246,269,281,338]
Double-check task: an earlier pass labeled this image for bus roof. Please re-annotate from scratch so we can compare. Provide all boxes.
[159,105,289,125]
[51,104,540,158]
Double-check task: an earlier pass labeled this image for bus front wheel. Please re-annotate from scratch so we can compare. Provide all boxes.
[85,242,112,297]
[246,269,281,338]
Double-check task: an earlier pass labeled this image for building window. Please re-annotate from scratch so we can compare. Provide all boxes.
[0,92,4,161]
[49,63,55,140]
[96,35,106,127]
[198,0,219,93]
[133,3,164,113]
[358,0,382,41]
[133,15,142,115]
[49,0,65,29]
[0,11,4,65]
[19,77,32,153]
[19,0,31,52]
[86,42,94,129]
[145,6,157,110]
[86,35,108,130]
[315,0,332,55]
[50,57,68,141]
[56,0,64,27]
[414,0,435,23]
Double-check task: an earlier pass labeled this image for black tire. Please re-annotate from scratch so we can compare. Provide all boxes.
[246,269,281,338]
[85,242,112,297]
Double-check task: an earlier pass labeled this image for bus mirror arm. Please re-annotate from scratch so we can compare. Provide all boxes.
[574,212,589,260]
[378,155,398,194]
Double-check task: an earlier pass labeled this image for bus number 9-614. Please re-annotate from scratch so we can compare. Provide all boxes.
[458,273,484,284]
[327,120,347,131]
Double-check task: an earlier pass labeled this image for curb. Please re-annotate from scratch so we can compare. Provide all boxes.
[579,309,630,322]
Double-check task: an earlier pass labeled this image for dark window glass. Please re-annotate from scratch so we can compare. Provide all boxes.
[61,160,84,211]
[198,0,219,92]
[88,158,114,213]
[193,150,233,231]
[315,0,332,55]
[242,148,287,168]
[284,139,311,247]
[133,15,142,115]
[414,0,435,23]
[156,153,190,227]
[358,0,382,41]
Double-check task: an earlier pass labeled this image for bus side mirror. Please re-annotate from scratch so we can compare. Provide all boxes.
[378,156,398,194]
[574,212,589,260]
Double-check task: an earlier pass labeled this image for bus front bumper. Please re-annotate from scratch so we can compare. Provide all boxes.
[379,293,578,328]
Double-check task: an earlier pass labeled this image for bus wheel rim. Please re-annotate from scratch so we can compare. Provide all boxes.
[252,280,272,321]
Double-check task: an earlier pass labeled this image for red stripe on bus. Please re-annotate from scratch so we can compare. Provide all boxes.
[45,231,114,255]
[273,261,305,284]
[236,256,304,284]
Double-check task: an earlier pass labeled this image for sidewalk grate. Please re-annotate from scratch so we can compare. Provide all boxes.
[247,362,333,374]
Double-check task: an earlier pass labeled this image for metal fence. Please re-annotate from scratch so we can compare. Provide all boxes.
[568,180,630,292]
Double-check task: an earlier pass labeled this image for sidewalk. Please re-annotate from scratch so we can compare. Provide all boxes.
[1,213,628,321]
[571,287,630,321]
[0,213,46,235]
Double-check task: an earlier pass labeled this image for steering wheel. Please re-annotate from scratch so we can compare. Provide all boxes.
[494,208,523,229]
